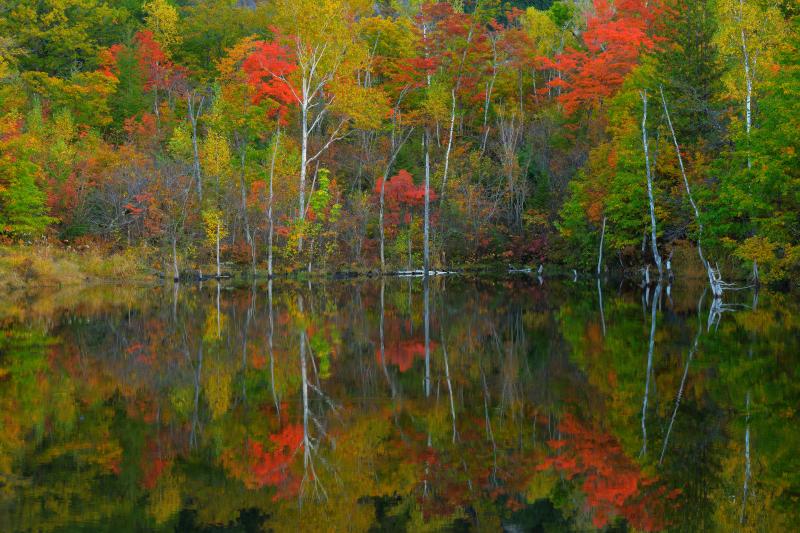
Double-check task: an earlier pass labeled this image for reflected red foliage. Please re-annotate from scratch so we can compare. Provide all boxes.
[537,414,673,530]
[376,339,437,372]
[221,424,303,499]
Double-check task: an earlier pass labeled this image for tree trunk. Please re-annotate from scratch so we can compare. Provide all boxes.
[423,129,431,276]
[597,216,606,277]
[739,0,753,170]
[640,90,663,277]
[379,169,387,273]
[172,234,179,281]
[659,87,721,295]
[423,275,431,397]
[267,128,280,278]
[216,221,221,278]
[239,144,256,275]
[440,89,456,206]
[379,125,412,273]
[188,93,204,200]
[298,98,309,252]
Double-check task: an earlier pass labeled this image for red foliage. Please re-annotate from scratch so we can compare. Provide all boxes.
[242,39,298,120]
[540,0,661,114]
[102,31,185,94]
[374,169,436,231]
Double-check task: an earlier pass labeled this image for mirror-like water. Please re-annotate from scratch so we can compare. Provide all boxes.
[1,278,797,532]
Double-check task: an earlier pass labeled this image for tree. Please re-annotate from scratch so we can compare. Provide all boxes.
[374,169,435,269]
[142,0,182,55]
[254,0,378,252]
[715,0,788,169]
[0,0,134,76]
[0,160,54,238]
[540,0,660,114]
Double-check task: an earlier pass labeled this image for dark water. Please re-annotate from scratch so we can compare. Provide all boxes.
[1,277,798,532]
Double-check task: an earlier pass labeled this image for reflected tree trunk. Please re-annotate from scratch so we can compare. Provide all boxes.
[172,234,180,282]
[659,290,705,464]
[241,285,254,403]
[172,281,179,324]
[424,276,431,397]
[640,284,661,457]
[741,390,751,525]
[267,128,280,278]
[440,322,457,443]
[379,278,396,397]
[298,294,327,503]
[191,344,203,449]
[268,280,280,417]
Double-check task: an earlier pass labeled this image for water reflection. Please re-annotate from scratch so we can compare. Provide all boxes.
[0,278,798,531]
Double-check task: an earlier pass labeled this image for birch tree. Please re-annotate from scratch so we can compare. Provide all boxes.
[716,0,787,168]
[264,0,377,252]
[640,90,662,278]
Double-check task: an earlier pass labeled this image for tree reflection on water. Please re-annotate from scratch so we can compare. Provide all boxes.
[0,278,798,532]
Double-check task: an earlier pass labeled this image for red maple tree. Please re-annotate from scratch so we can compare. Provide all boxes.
[540,0,661,114]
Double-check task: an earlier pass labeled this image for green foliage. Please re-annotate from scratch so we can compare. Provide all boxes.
[0,0,134,75]
[706,17,800,280]
[108,45,149,129]
[0,160,55,237]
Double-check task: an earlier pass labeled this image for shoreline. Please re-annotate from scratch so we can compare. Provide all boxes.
[1,244,775,292]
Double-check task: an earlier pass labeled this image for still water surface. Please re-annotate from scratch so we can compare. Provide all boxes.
[1,277,798,531]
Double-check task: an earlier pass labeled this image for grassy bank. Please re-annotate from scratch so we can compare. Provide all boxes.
[0,244,154,292]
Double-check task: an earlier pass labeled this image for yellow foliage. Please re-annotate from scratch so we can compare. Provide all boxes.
[329,81,390,130]
[733,236,797,282]
[201,209,228,249]
[201,130,232,183]
[148,470,183,524]
[205,373,231,420]
[143,0,182,53]
[715,0,788,100]
[523,7,565,57]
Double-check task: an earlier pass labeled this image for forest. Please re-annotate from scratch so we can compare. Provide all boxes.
[1,0,799,284]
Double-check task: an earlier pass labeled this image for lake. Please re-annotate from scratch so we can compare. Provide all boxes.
[1,276,798,531]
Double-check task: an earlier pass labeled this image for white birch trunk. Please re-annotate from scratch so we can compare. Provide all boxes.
[740,0,753,170]
[172,234,179,281]
[640,90,663,277]
[423,129,431,276]
[440,89,456,205]
[188,92,204,200]
[267,128,280,278]
[216,221,221,278]
[659,87,723,295]
[299,97,309,252]
[597,216,606,277]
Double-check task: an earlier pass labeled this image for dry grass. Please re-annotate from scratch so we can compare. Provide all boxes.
[0,244,153,292]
